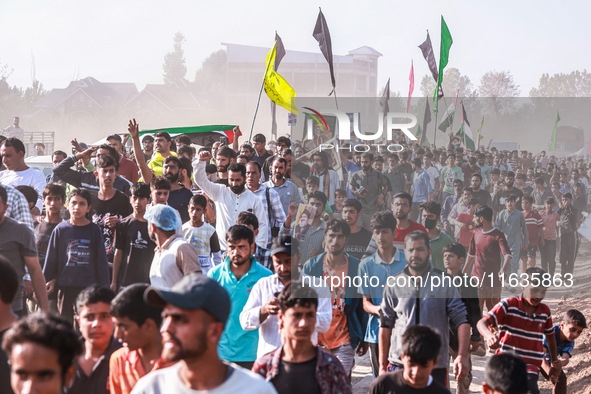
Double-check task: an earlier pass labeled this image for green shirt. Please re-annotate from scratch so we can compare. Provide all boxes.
[429,229,454,271]
[439,166,464,194]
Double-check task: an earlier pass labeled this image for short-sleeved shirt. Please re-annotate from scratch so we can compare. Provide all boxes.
[167,187,193,224]
[115,215,156,286]
[439,166,464,195]
[358,249,406,343]
[92,190,133,262]
[540,210,560,241]
[69,338,122,394]
[456,213,474,247]
[370,370,450,394]
[344,227,372,260]
[543,324,575,363]
[318,258,350,349]
[207,257,272,362]
[468,228,511,287]
[0,216,38,312]
[108,347,175,394]
[524,210,543,245]
[485,296,554,374]
[429,229,453,271]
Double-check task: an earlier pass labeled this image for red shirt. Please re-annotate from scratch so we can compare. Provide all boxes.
[393,220,427,250]
[456,212,474,247]
[485,295,554,374]
[468,228,511,286]
[524,210,543,245]
[118,155,139,183]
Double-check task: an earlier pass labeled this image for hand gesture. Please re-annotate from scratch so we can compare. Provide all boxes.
[71,138,84,153]
[76,146,99,162]
[199,150,212,162]
[287,202,298,219]
[233,126,240,135]
[128,119,140,139]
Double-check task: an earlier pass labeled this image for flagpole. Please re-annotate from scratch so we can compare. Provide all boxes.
[433,98,438,147]
[332,88,339,110]
[248,79,266,144]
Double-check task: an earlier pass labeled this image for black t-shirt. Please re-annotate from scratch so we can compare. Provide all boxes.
[493,187,524,212]
[114,215,156,286]
[344,227,373,260]
[167,187,193,223]
[270,356,322,394]
[370,370,450,394]
[35,221,61,267]
[92,190,133,262]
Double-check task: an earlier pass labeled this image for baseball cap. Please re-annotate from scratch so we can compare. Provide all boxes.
[144,273,231,324]
[271,235,298,256]
[143,204,181,231]
[107,134,122,143]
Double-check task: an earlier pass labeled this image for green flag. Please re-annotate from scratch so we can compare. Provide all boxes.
[549,111,560,152]
[433,16,453,112]
[476,116,484,149]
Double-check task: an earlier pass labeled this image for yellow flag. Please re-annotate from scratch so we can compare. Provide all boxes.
[264,42,298,114]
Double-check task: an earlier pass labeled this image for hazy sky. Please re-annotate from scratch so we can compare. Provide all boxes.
[1,0,590,96]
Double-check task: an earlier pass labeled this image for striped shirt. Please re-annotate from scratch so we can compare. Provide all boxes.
[485,296,554,374]
[524,210,543,245]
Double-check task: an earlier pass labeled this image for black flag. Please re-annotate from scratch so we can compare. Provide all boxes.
[420,99,431,146]
[380,78,390,115]
[419,31,443,98]
[313,8,336,94]
[274,32,286,71]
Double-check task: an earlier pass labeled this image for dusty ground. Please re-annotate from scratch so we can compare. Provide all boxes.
[352,237,591,393]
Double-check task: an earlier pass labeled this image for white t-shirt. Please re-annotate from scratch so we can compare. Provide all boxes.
[0,167,47,210]
[131,362,277,394]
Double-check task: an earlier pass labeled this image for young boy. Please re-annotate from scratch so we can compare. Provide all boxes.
[43,189,110,324]
[477,267,562,394]
[112,183,156,291]
[109,284,175,394]
[539,309,587,394]
[235,211,272,271]
[558,193,578,276]
[35,183,66,312]
[482,353,528,394]
[330,188,347,219]
[455,198,479,248]
[443,242,482,394]
[182,194,221,274]
[15,185,38,220]
[370,325,450,393]
[69,285,121,394]
[521,195,544,273]
[303,175,332,216]
[539,197,560,276]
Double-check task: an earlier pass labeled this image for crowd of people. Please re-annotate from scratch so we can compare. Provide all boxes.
[0,116,589,394]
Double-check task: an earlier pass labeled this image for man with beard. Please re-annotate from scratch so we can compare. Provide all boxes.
[240,236,331,359]
[194,150,268,250]
[162,156,193,224]
[141,135,154,162]
[127,120,176,182]
[310,151,340,206]
[349,152,389,228]
[421,201,453,271]
[246,161,286,247]
[264,157,301,216]
[379,231,470,387]
[493,171,524,215]
[470,173,492,207]
[145,204,201,289]
[362,192,428,259]
[215,146,236,186]
[106,134,139,183]
[341,199,372,260]
[134,274,276,393]
[303,219,368,378]
[207,225,272,369]
[462,205,512,312]
[262,136,290,180]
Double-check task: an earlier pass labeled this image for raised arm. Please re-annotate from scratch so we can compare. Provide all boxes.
[232,126,240,152]
[128,119,154,184]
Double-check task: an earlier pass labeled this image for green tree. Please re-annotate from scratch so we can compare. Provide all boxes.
[478,70,520,115]
[163,32,187,84]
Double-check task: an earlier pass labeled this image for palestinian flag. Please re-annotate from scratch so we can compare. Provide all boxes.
[139,125,239,146]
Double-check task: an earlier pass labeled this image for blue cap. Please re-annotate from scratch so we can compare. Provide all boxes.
[144,273,231,325]
[143,204,180,231]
